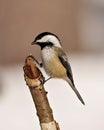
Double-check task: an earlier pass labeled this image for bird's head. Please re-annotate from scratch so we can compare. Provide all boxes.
[32,32,61,49]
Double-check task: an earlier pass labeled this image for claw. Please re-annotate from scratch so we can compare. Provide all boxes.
[43,77,52,84]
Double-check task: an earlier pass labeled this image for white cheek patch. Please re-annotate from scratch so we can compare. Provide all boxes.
[37,35,61,48]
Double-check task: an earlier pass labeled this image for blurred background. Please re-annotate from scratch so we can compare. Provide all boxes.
[0,0,104,130]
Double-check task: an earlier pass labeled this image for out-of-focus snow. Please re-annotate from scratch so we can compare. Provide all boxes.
[0,53,104,130]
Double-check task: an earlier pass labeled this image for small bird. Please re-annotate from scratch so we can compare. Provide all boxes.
[32,32,85,105]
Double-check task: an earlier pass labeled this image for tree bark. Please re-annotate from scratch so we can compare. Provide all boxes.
[23,55,60,130]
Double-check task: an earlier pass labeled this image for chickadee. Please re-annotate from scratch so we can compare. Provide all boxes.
[32,32,85,105]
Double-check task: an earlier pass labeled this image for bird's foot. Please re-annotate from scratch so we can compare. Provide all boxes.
[32,56,43,67]
[43,77,52,84]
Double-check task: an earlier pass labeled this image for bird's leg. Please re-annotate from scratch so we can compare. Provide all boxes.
[32,56,43,67]
[43,77,53,84]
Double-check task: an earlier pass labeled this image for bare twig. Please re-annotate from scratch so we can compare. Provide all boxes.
[23,55,60,130]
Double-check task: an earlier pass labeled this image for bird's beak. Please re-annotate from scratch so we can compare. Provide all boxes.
[31,41,36,45]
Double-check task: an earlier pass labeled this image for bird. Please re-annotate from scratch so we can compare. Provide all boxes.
[31,32,85,105]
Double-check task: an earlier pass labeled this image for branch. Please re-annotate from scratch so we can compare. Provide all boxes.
[23,55,60,130]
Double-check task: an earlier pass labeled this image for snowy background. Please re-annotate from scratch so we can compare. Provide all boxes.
[0,53,104,130]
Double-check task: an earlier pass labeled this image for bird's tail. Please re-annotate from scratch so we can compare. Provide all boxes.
[66,78,85,105]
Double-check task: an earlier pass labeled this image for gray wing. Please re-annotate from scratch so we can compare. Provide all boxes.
[58,49,75,86]
[58,49,85,105]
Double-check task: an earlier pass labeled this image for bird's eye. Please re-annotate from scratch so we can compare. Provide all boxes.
[47,41,49,42]
[46,39,50,43]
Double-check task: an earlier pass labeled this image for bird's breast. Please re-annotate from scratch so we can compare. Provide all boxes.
[41,47,66,77]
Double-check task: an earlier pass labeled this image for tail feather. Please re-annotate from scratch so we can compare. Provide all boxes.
[71,85,85,105]
[66,78,85,105]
